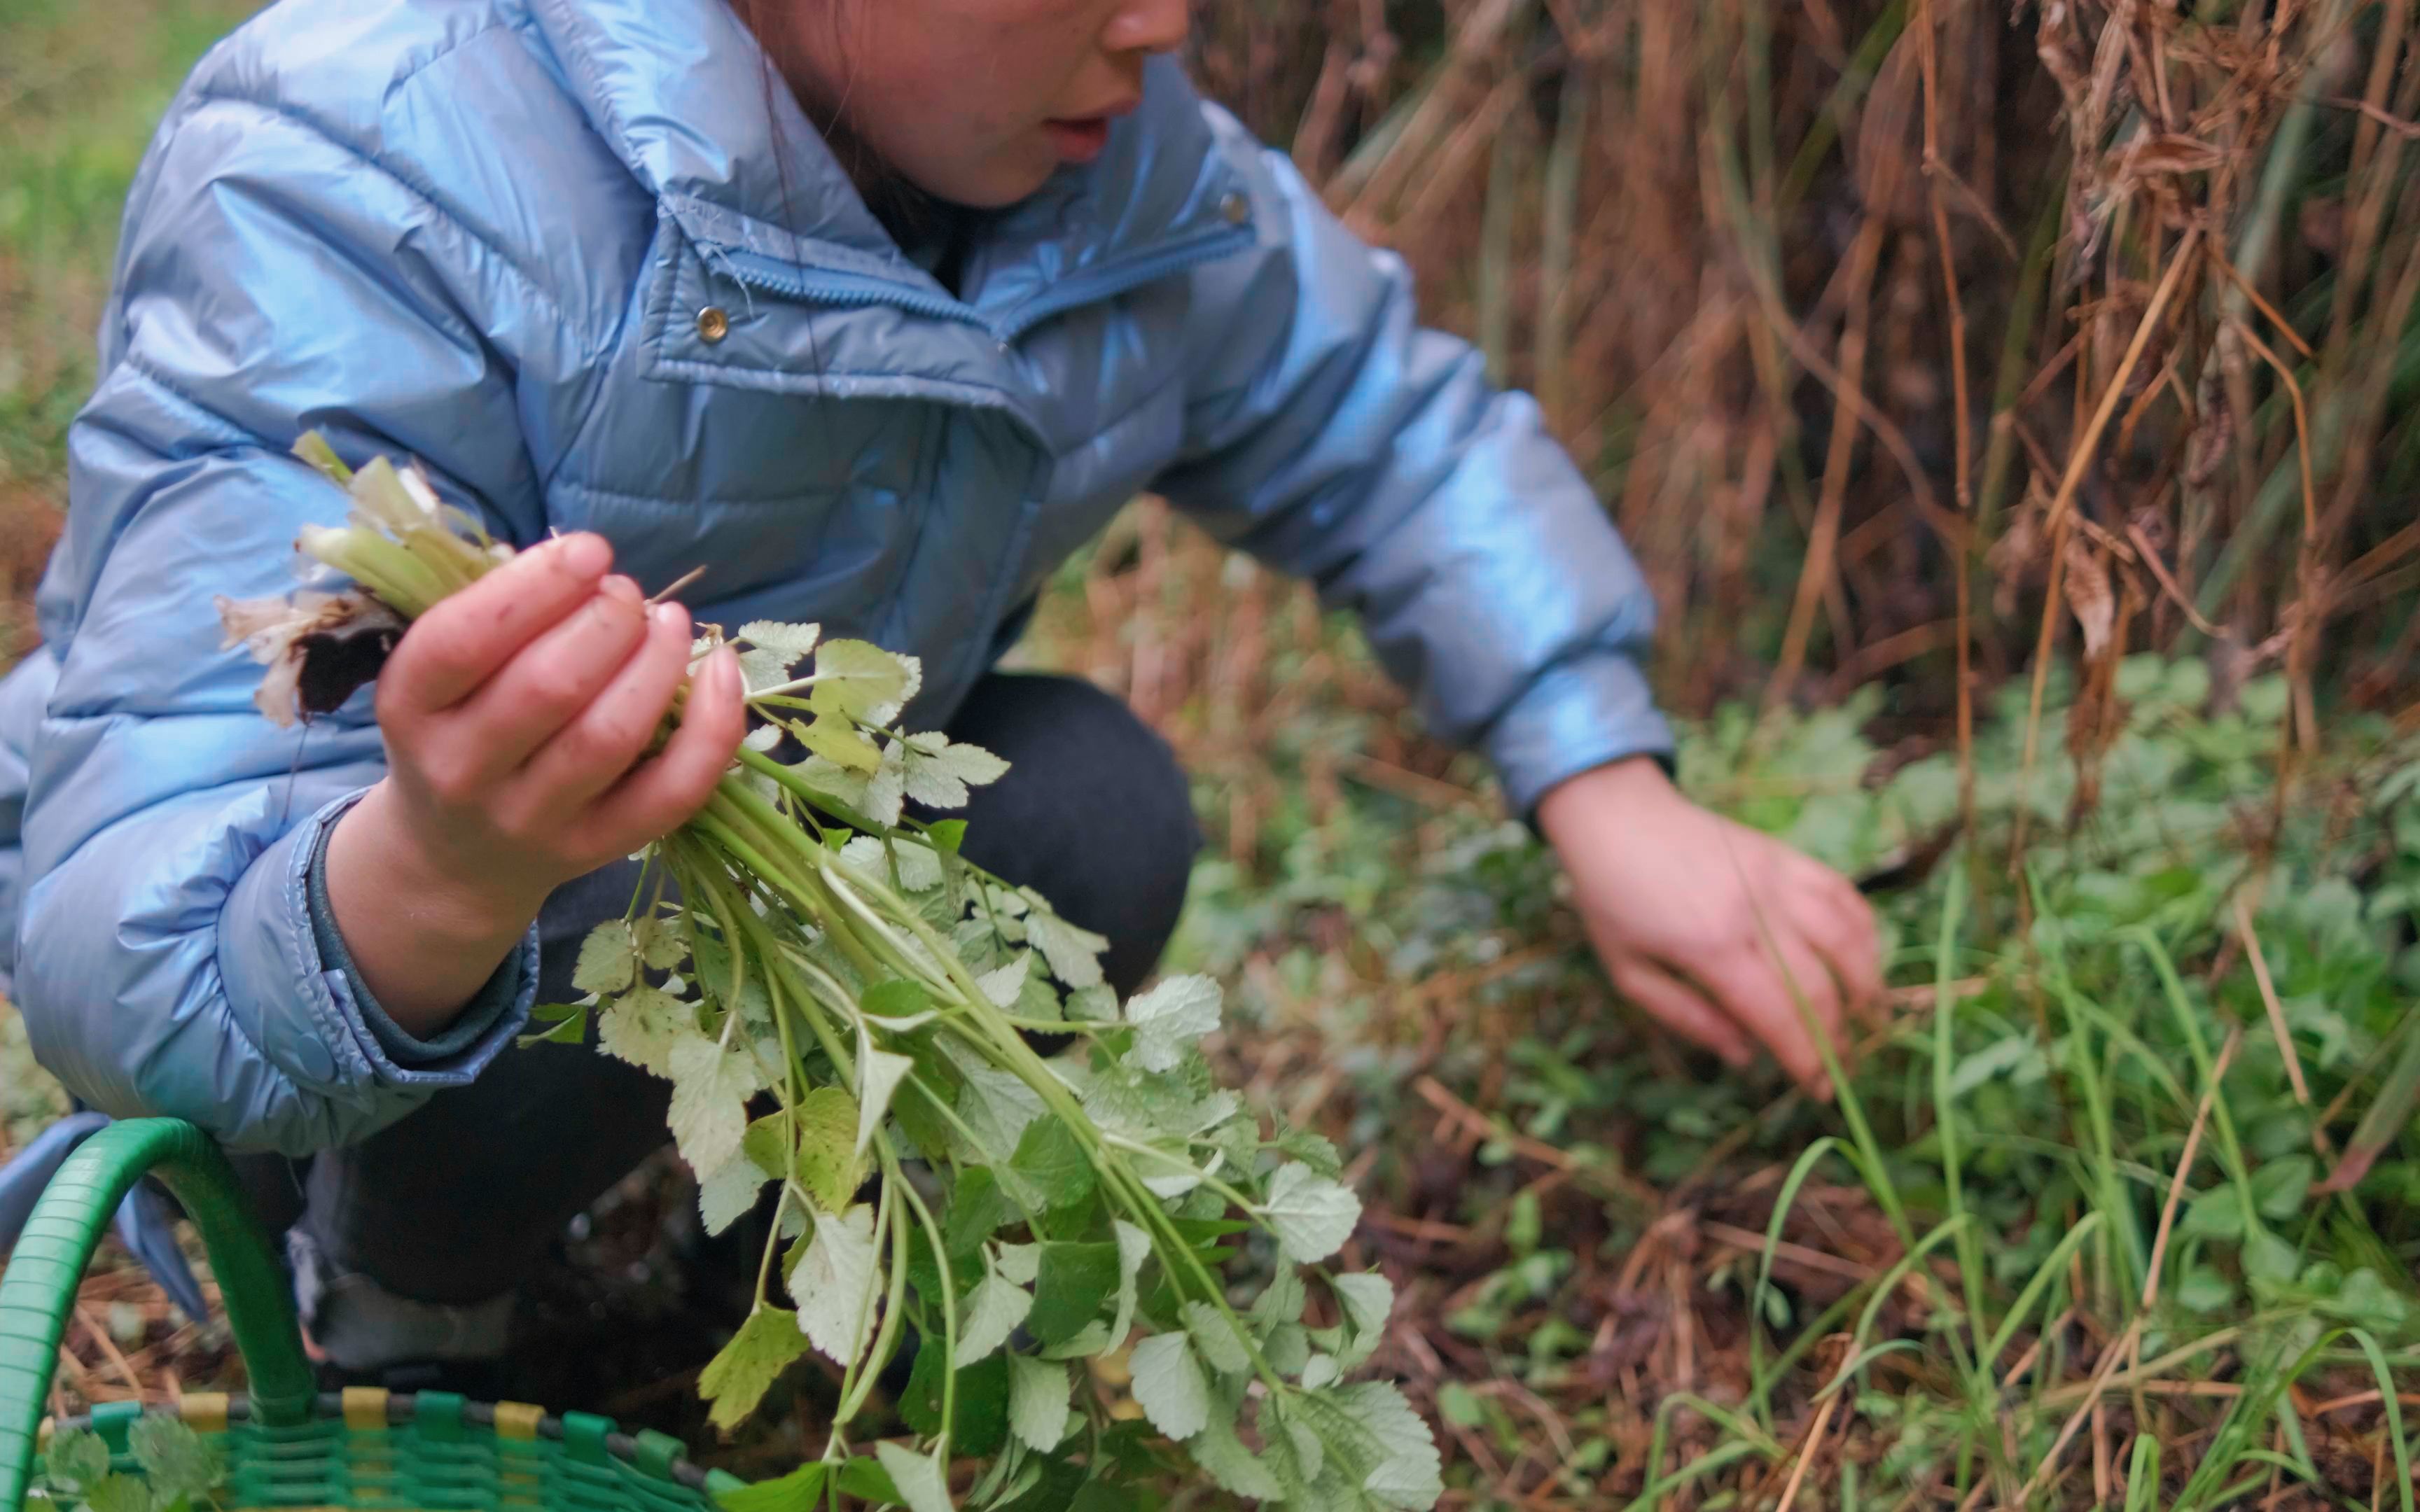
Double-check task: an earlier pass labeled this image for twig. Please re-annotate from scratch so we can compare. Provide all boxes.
[2233,895,2312,1109]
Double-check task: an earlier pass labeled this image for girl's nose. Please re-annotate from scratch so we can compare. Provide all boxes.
[1104,0,1189,56]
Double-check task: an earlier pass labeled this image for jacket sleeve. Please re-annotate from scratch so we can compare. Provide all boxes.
[15,95,548,1156]
[1155,111,1674,816]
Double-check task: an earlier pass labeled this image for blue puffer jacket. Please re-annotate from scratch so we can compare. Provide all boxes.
[0,0,1671,1156]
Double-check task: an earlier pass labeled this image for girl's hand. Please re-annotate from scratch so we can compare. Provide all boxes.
[324,532,747,1035]
[1536,756,1882,1096]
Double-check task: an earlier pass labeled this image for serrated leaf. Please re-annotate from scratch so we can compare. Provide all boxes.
[1108,1218,1153,1349]
[700,1306,809,1432]
[1277,1128,1344,1177]
[1067,984,1120,1023]
[900,732,1011,809]
[1337,1381,1445,1508]
[1029,1241,1121,1346]
[1302,1353,1340,1388]
[669,1032,761,1176]
[1251,1268,1307,1329]
[790,1205,880,1367]
[632,914,689,971]
[809,640,922,725]
[872,1443,952,1512]
[1260,1163,1361,1264]
[736,620,821,688]
[943,1041,1045,1161]
[958,1270,1035,1363]
[46,1426,111,1496]
[598,983,686,1076]
[856,1046,915,1158]
[1183,1300,1253,1376]
[574,920,638,995]
[795,711,884,774]
[1023,902,1110,990]
[840,835,942,892]
[793,1086,863,1212]
[1008,1353,1076,1452]
[129,1413,218,1499]
[714,1462,828,1512]
[699,1146,772,1236]
[978,951,1033,1009]
[861,740,908,826]
[83,1476,150,1512]
[1129,1332,1214,1441]
[1331,1272,1396,1369]
[1192,1407,1284,1501]
[1010,1116,1095,1210]
[1124,974,1222,1073]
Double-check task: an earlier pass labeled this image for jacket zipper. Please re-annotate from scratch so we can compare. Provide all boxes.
[707,223,1256,345]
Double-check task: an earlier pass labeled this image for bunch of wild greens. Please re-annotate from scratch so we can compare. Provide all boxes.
[220,435,1442,1511]
[39,1420,219,1512]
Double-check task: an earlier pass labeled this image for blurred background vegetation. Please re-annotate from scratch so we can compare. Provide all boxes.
[3,1,2418,1507]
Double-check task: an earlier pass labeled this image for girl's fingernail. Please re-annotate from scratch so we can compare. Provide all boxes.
[598,574,643,606]
[651,601,688,630]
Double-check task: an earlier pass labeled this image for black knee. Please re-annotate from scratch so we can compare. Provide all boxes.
[937,674,1199,998]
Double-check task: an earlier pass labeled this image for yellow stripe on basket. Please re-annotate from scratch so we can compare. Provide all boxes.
[179,1394,231,1434]
[341,1387,389,1433]
[491,1401,544,1441]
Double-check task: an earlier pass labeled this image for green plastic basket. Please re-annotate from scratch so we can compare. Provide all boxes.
[0,1119,749,1511]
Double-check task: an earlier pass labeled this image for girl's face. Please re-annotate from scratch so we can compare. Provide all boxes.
[756,0,1192,209]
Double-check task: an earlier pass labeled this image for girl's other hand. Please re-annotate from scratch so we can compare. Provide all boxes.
[324,533,748,1035]
[1536,756,1883,1097]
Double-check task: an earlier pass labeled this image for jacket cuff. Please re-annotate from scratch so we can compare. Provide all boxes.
[304,808,528,1068]
[1482,652,1678,820]
[216,791,536,1100]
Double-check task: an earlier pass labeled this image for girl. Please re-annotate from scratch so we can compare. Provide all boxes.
[0,0,1880,1387]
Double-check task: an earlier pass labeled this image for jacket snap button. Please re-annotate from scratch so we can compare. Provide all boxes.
[696,306,731,344]
[1219,191,1251,226]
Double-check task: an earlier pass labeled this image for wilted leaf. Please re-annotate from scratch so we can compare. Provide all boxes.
[791,1205,880,1367]
[700,1307,809,1432]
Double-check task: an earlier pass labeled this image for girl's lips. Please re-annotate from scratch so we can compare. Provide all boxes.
[1043,117,1113,164]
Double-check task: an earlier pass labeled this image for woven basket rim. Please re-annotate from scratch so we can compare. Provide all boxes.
[43,1390,728,1497]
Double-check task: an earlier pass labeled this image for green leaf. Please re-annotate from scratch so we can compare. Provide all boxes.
[791,1086,863,1213]
[795,710,884,773]
[714,1462,829,1512]
[872,1443,953,1512]
[737,620,822,688]
[809,640,922,725]
[83,1475,151,1512]
[978,951,1033,1009]
[790,1205,880,1367]
[959,1268,1035,1363]
[632,913,690,971]
[1106,1219,1151,1348]
[1276,1128,1344,1177]
[902,1348,1010,1459]
[1260,1163,1363,1264]
[1011,1116,1096,1211]
[2244,1227,2300,1284]
[2179,1185,2244,1240]
[1332,1380,1445,1509]
[856,1046,915,1158]
[700,1306,809,1432]
[2253,1154,2314,1221]
[517,1000,590,1048]
[1251,1268,1307,1329]
[1190,1404,1284,1501]
[598,983,687,1077]
[1122,974,1222,1073]
[1067,984,1120,1023]
[1023,902,1110,990]
[698,1145,772,1238]
[46,1425,111,1495]
[129,1413,218,1499]
[861,979,934,1018]
[1182,1301,1253,1376]
[946,1166,1023,1257]
[900,732,1012,809]
[945,1044,1046,1161]
[2176,1266,2234,1313]
[1008,1353,1076,1452]
[669,1032,761,1176]
[1029,1241,1122,1346]
[1331,1271,1393,1370]
[835,1457,900,1504]
[1129,1331,1214,1441]
[840,835,942,893]
[573,920,638,996]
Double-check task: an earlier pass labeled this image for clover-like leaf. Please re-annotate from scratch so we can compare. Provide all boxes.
[1008,1353,1076,1452]
[1129,1331,1214,1441]
[1260,1162,1361,1264]
[573,920,638,996]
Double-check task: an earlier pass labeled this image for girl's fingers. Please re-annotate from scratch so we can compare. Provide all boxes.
[1704,934,1843,1098]
[514,601,698,816]
[382,533,613,713]
[442,575,653,778]
[1611,957,1755,1068]
[589,645,747,849]
[1800,872,1885,1025]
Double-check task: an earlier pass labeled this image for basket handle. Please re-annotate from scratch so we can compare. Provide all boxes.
[0,1119,316,1506]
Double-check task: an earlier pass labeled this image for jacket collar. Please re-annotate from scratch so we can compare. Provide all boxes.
[524,0,1244,309]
